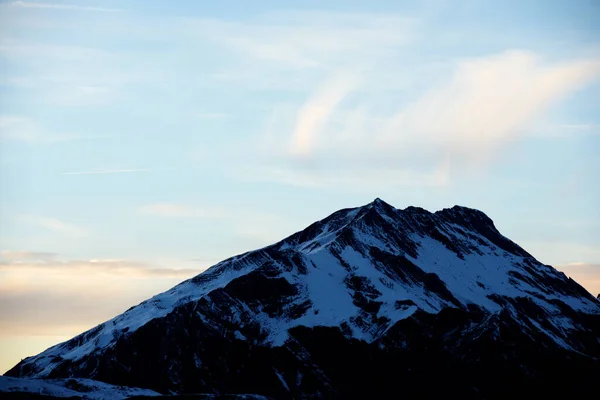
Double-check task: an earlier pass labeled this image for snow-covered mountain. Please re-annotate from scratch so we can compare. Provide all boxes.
[6,199,600,398]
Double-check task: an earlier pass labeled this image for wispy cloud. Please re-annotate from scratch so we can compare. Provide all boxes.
[19,215,87,237]
[234,163,451,190]
[0,115,107,143]
[290,72,359,158]
[0,250,58,263]
[381,51,600,163]
[196,11,416,69]
[316,51,599,160]
[0,253,202,336]
[534,123,600,138]
[0,256,203,278]
[140,202,299,246]
[249,50,600,189]
[0,116,38,142]
[192,112,229,119]
[0,39,134,109]
[49,84,116,107]
[62,168,149,175]
[8,1,123,12]
[140,203,227,219]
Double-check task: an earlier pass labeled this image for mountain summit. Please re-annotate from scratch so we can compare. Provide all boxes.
[6,199,600,398]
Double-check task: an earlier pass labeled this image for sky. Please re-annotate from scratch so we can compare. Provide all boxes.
[0,0,599,374]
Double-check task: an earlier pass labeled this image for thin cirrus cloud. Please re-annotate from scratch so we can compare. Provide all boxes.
[0,115,108,143]
[140,203,228,219]
[0,251,202,278]
[49,85,115,107]
[19,215,87,237]
[7,1,123,12]
[139,203,283,226]
[0,40,125,87]
[290,72,360,158]
[0,116,39,142]
[62,168,149,175]
[197,11,416,69]
[235,162,451,190]
[192,112,229,119]
[0,250,58,263]
[0,41,121,108]
[287,51,600,160]
[140,203,299,245]
[0,9,414,101]
[264,50,600,189]
[232,49,600,191]
[0,252,202,337]
[381,51,600,157]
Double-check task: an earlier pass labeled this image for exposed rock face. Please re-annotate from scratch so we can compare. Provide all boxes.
[6,199,600,398]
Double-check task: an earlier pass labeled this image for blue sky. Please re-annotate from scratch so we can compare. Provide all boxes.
[0,0,599,372]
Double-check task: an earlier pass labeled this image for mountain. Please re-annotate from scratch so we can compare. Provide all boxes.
[6,199,600,399]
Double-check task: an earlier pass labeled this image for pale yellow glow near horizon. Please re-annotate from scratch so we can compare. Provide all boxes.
[0,255,204,376]
[1,336,71,375]
[0,261,598,376]
[558,263,600,298]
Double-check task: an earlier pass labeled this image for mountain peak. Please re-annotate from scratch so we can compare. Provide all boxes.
[435,204,493,223]
[368,197,396,213]
[371,197,388,206]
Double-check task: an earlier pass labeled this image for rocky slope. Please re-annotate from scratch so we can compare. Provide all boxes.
[6,199,600,398]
